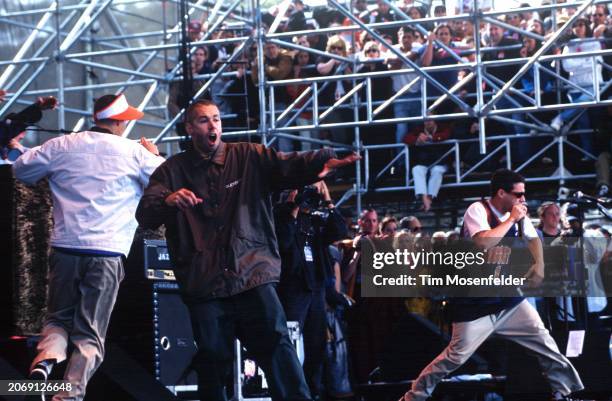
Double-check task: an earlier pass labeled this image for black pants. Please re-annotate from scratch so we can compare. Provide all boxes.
[279,284,327,399]
[187,284,312,401]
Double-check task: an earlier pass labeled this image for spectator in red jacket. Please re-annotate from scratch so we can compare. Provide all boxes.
[403,118,452,211]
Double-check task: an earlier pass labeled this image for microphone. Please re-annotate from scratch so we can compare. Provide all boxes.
[573,191,612,206]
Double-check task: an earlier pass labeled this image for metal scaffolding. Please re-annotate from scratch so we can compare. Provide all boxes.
[1,0,608,214]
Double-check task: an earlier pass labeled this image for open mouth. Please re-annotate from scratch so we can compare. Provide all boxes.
[208,133,218,145]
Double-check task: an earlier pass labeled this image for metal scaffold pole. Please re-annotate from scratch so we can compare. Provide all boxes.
[1,0,609,214]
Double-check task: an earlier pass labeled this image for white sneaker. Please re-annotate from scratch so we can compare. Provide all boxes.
[551,115,563,131]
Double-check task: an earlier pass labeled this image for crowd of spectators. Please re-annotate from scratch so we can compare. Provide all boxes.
[168,0,612,208]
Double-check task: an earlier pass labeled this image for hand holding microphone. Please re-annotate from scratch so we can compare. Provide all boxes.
[510,202,528,224]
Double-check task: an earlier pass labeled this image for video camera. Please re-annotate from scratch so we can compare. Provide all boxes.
[0,96,57,149]
[295,185,322,210]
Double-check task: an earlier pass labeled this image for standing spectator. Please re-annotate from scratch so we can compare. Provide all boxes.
[188,20,203,42]
[434,5,446,18]
[504,13,523,41]
[251,42,293,150]
[316,35,353,145]
[591,4,609,37]
[374,0,398,43]
[482,22,525,158]
[388,27,422,150]
[403,118,452,211]
[358,41,393,144]
[408,6,434,31]
[287,50,317,150]
[194,46,213,75]
[551,17,601,159]
[419,25,460,113]
[274,182,348,399]
[168,58,205,119]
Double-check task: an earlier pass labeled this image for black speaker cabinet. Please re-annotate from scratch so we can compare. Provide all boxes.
[153,282,198,391]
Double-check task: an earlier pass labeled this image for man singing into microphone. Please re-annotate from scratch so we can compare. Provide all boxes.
[399,169,583,401]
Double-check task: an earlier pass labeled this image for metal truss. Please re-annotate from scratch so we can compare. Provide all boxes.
[1,0,609,214]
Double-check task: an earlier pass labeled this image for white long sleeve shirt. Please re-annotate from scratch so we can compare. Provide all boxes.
[13,130,164,256]
[561,39,603,90]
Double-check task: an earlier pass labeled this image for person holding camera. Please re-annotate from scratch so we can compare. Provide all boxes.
[274,181,348,399]
[1,95,57,163]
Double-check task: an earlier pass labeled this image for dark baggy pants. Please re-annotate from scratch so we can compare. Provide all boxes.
[279,284,327,398]
[187,283,312,401]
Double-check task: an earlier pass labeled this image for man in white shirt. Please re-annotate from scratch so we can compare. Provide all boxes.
[13,93,164,401]
[399,169,583,401]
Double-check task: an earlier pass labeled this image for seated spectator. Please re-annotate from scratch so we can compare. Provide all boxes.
[551,17,601,159]
[353,0,368,16]
[403,117,452,211]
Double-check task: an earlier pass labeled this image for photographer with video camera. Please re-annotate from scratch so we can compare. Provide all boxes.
[1,94,57,163]
[274,180,348,400]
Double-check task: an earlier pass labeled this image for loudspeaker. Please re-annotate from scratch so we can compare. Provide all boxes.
[86,343,180,401]
[153,282,198,390]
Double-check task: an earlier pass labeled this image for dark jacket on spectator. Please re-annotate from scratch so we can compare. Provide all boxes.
[482,37,522,85]
[274,204,347,291]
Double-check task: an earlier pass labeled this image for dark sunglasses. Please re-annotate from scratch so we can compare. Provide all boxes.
[330,45,344,51]
[511,191,526,198]
[366,48,379,53]
[411,226,422,233]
